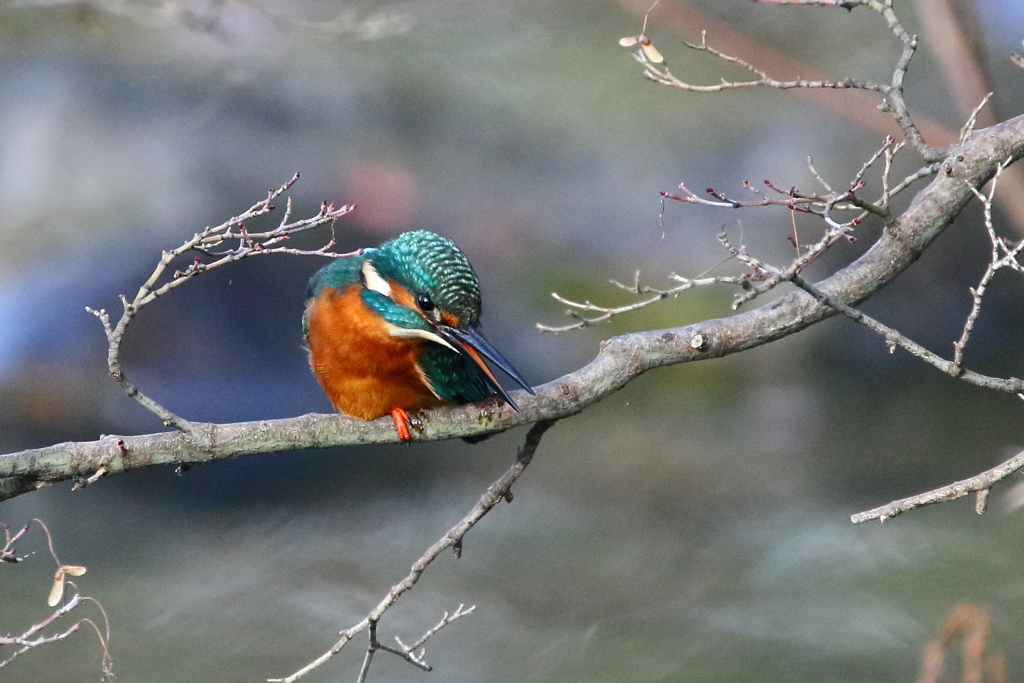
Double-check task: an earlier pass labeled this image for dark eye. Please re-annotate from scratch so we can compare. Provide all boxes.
[416,293,435,312]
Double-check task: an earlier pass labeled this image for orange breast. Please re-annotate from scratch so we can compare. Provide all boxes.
[305,284,445,420]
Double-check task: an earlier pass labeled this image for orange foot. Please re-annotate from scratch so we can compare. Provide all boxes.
[390,407,412,442]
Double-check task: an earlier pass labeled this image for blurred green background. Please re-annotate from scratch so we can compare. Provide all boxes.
[2,0,1024,681]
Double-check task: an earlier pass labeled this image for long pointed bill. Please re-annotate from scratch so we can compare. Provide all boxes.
[438,324,535,411]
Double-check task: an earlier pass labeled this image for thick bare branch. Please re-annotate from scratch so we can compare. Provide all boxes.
[3,113,1024,501]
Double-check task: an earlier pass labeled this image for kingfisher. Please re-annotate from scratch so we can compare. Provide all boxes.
[303,230,534,441]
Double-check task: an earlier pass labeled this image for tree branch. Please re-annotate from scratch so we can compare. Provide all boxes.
[626,0,946,160]
[84,173,355,438]
[851,446,1024,524]
[3,113,1023,502]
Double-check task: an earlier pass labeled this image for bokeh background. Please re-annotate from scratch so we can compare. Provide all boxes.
[2,0,1024,681]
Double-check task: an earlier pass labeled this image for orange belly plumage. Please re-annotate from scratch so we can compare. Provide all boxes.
[305,284,445,420]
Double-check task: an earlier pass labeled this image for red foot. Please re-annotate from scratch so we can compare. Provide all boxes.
[390,407,412,442]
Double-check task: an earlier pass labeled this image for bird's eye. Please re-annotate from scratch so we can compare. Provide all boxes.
[416,294,435,312]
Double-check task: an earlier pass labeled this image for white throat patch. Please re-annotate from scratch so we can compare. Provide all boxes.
[386,324,459,353]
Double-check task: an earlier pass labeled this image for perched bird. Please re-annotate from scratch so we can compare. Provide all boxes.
[303,230,534,440]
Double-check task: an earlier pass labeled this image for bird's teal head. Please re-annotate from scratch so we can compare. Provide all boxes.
[370,230,482,328]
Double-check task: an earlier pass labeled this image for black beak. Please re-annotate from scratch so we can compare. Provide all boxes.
[437,324,535,411]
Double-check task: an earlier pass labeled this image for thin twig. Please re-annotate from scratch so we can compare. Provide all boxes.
[537,271,744,333]
[0,593,84,668]
[365,604,477,673]
[639,28,886,94]
[269,421,556,683]
[789,274,1024,394]
[852,446,1024,523]
[85,174,354,441]
[959,93,994,145]
[0,522,114,678]
[623,0,944,160]
[541,134,928,330]
[399,604,476,654]
[953,157,1023,370]
[1,521,31,563]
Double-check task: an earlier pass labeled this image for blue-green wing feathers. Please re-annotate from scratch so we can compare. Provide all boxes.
[417,344,492,403]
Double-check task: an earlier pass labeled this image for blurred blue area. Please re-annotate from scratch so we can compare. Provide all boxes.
[2,1,1024,682]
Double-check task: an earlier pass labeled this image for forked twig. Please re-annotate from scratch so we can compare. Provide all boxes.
[953,157,1024,371]
[270,420,556,683]
[537,270,745,333]
[621,0,944,161]
[541,136,919,330]
[85,174,354,441]
[353,604,476,683]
